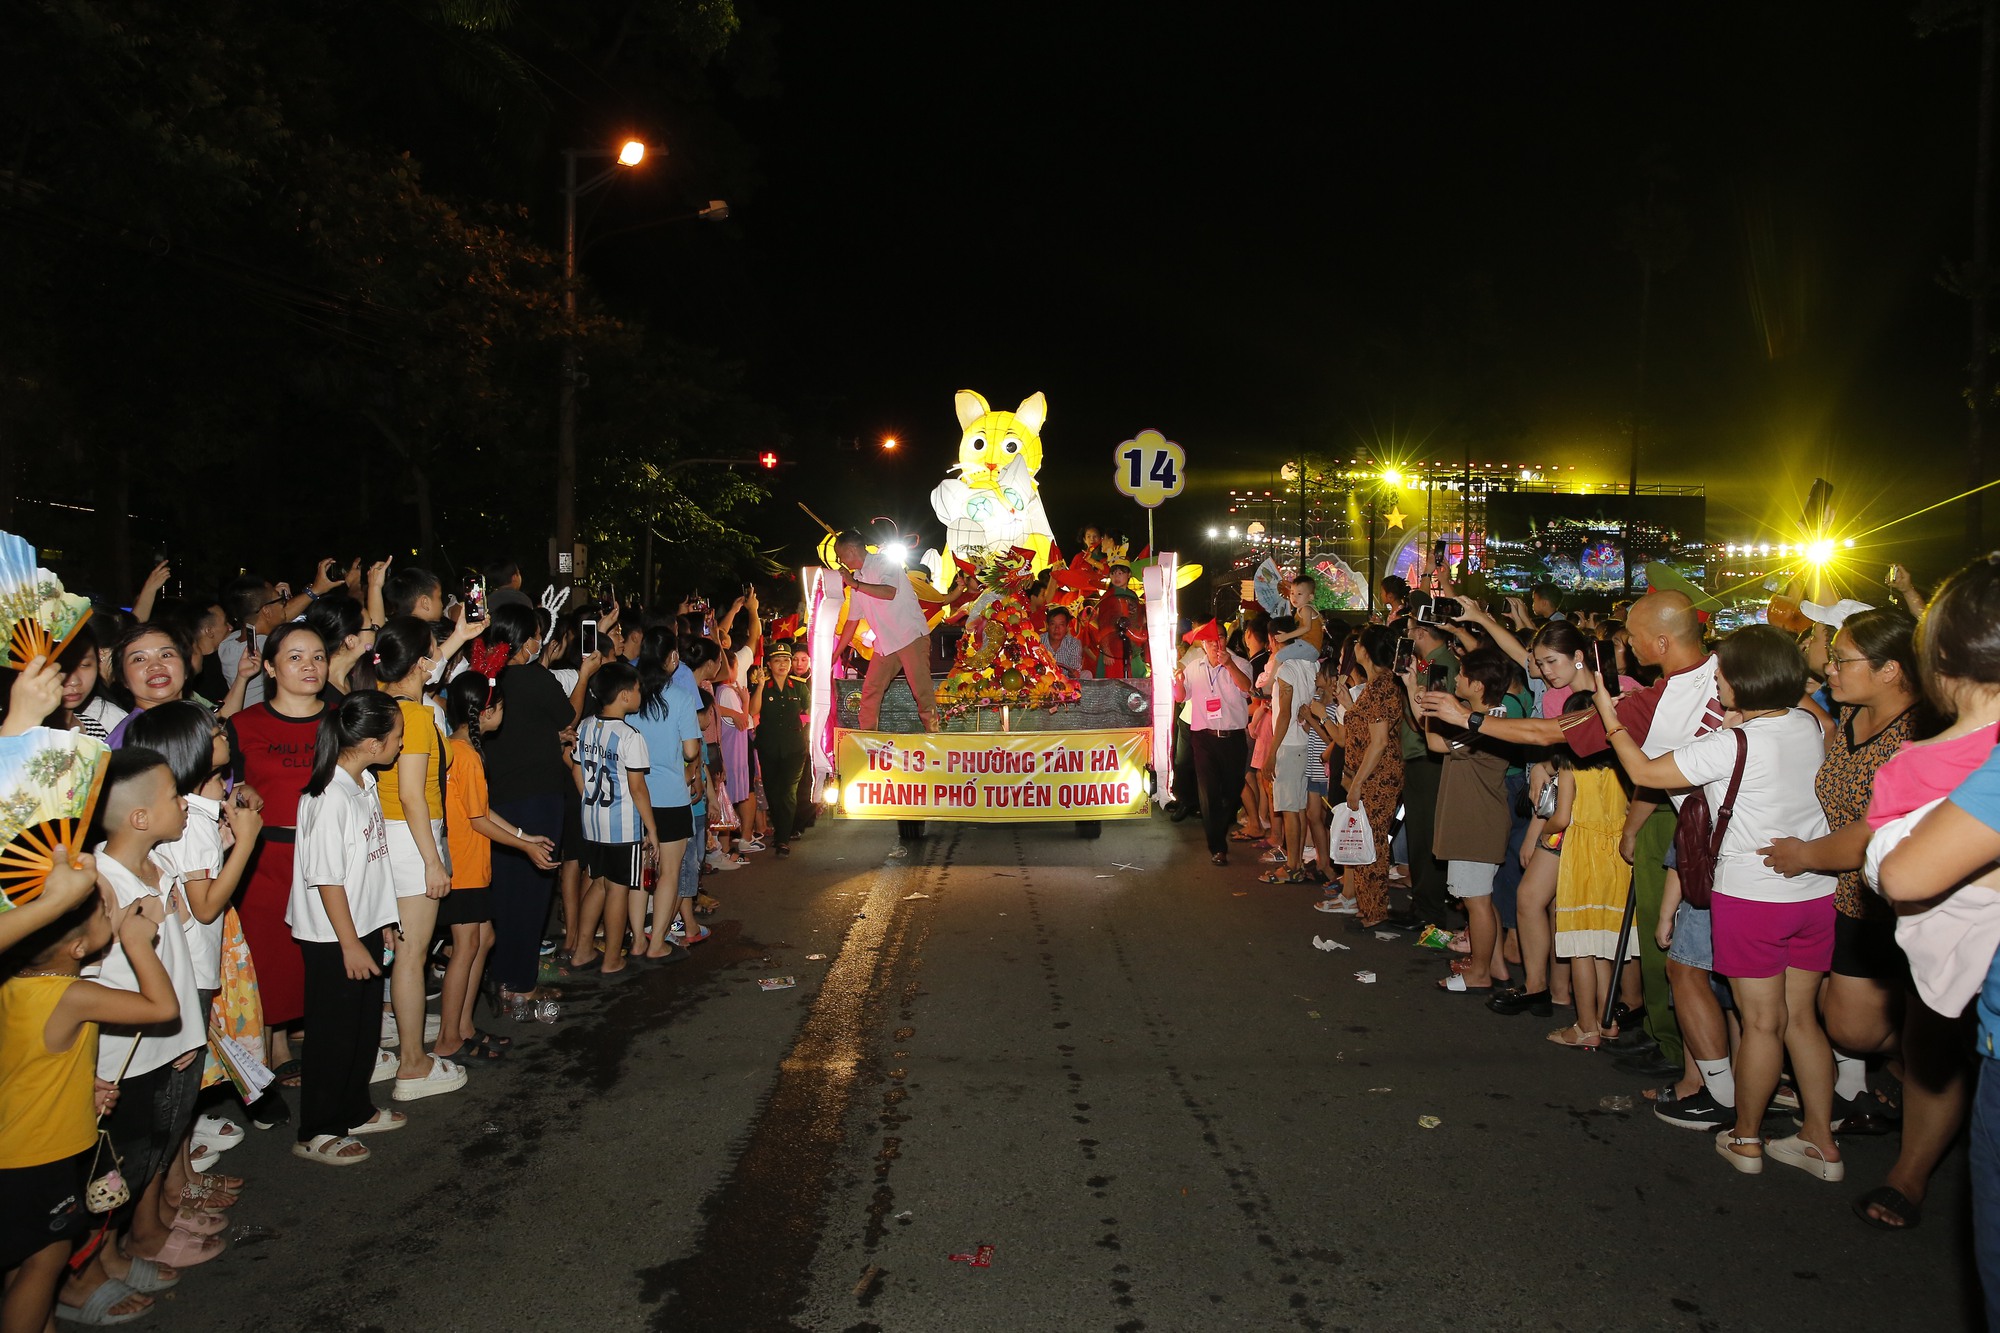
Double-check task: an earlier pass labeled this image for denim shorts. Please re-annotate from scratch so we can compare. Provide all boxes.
[1667,901,1713,970]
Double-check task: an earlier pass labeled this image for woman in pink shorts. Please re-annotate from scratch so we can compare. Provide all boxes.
[1591,625,1842,1183]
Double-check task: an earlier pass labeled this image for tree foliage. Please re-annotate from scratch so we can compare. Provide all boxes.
[0,0,767,600]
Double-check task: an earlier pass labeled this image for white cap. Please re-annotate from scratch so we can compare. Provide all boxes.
[1798,597,1876,629]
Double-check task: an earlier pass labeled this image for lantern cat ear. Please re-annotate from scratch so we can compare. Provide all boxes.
[1013,392,1046,434]
[955,389,990,430]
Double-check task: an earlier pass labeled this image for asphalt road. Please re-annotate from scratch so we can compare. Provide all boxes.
[148,813,1977,1332]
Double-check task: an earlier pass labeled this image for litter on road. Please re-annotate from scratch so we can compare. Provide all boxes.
[757,976,797,991]
[948,1245,996,1268]
[1418,1116,1443,1129]
[1311,935,1350,952]
[805,953,828,961]
[1354,970,1377,983]
[1373,931,1400,942]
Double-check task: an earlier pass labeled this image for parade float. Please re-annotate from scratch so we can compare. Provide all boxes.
[800,391,1187,839]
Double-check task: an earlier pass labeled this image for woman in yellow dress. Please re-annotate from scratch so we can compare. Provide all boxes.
[1543,696,1639,1048]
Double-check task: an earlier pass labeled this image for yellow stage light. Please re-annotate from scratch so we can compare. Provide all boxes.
[1381,468,1405,488]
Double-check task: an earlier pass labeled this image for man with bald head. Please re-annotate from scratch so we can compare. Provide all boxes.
[1422,590,1727,1117]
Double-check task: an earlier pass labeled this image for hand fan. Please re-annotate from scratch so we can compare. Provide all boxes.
[0,726,110,910]
[0,531,93,668]
[1252,558,1290,618]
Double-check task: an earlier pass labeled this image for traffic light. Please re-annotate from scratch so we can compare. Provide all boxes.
[758,450,779,470]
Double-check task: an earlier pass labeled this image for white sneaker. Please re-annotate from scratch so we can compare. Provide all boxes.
[1313,896,1360,916]
[370,1048,398,1083]
[706,853,745,872]
[391,1054,468,1102]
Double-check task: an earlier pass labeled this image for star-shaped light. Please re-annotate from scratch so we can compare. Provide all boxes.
[1384,505,1407,529]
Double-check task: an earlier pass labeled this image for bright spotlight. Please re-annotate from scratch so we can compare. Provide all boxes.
[1206,527,1219,539]
[1804,538,1837,565]
[618,139,646,166]
[1842,537,1856,549]
[1381,468,1405,488]
[881,436,898,451]
[879,541,909,564]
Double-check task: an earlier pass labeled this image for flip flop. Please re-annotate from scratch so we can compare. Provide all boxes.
[595,962,642,983]
[681,925,712,947]
[1852,1185,1922,1231]
[1436,974,1492,994]
[473,1028,513,1050]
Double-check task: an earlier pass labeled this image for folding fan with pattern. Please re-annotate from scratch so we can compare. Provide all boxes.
[0,726,109,910]
[0,530,93,669]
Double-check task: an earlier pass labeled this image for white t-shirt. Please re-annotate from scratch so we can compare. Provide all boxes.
[288,768,399,943]
[1673,710,1835,904]
[92,851,205,1079]
[1273,657,1319,752]
[153,794,227,988]
[859,552,929,656]
[573,716,651,845]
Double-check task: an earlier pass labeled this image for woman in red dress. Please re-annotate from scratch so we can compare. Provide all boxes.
[226,622,330,1085]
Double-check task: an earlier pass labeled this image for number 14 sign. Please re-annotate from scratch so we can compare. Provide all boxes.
[1113,429,1186,509]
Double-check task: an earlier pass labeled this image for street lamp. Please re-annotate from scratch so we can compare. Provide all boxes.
[554,138,649,587]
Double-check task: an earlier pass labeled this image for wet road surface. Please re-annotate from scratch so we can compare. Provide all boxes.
[150,814,1976,1331]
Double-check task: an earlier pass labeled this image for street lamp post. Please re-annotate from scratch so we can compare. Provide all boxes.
[555,139,648,588]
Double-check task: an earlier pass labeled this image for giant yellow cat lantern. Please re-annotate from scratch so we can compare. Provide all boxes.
[922,389,1055,593]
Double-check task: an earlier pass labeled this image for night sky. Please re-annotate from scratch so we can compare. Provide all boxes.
[641,2,1988,576]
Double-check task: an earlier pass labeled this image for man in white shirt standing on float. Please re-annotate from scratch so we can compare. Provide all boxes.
[834,530,941,733]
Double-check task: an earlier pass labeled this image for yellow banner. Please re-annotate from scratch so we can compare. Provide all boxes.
[833,728,1152,821]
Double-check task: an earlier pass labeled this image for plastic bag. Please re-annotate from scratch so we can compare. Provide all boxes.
[710,777,741,831]
[1331,802,1375,866]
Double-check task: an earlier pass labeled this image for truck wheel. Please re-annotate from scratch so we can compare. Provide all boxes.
[897,820,926,842]
[1075,821,1102,840]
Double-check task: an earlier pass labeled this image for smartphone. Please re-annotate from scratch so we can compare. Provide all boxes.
[1416,596,1463,625]
[1594,641,1621,696]
[580,618,599,657]
[1425,662,1449,692]
[1885,563,1902,587]
[1393,637,1417,675]
[464,578,487,623]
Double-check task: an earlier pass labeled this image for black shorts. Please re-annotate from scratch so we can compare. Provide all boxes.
[437,886,493,927]
[652,805,694,841]
[0,1149,90,1270]
[584,840,644,888]
[1831,909,1908,982]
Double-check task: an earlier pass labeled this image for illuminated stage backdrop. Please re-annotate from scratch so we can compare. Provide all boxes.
[1483,493,1706,595]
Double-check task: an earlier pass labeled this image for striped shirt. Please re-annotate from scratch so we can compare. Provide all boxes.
[573,716,652,845]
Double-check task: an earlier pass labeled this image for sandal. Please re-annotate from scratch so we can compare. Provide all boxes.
[1765,1134,1844,1182]
[133,1228,225,1267]
[349,1108,408,1135]
[1715,1130,1765,1174]
[272,1058,303,1089]
[56,1277,153,1326]
[1256,869,1293,884]
[117,1258,179,1295]
[473,1028,513,1050]
[439,1035,506,1062]
[178,1180,238,1210]
[196,1171,244,1194]
[1436,974,1491,994]
[1545,1023,1602,1049]
[1853,1185,1923,1231]
[292,1133,371,1166]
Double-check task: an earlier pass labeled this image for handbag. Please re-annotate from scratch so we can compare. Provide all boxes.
[85,1035,142,1213]
[1331,802,1376,866]
[1533,775,1558,820]
[1672,728,1749,911]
